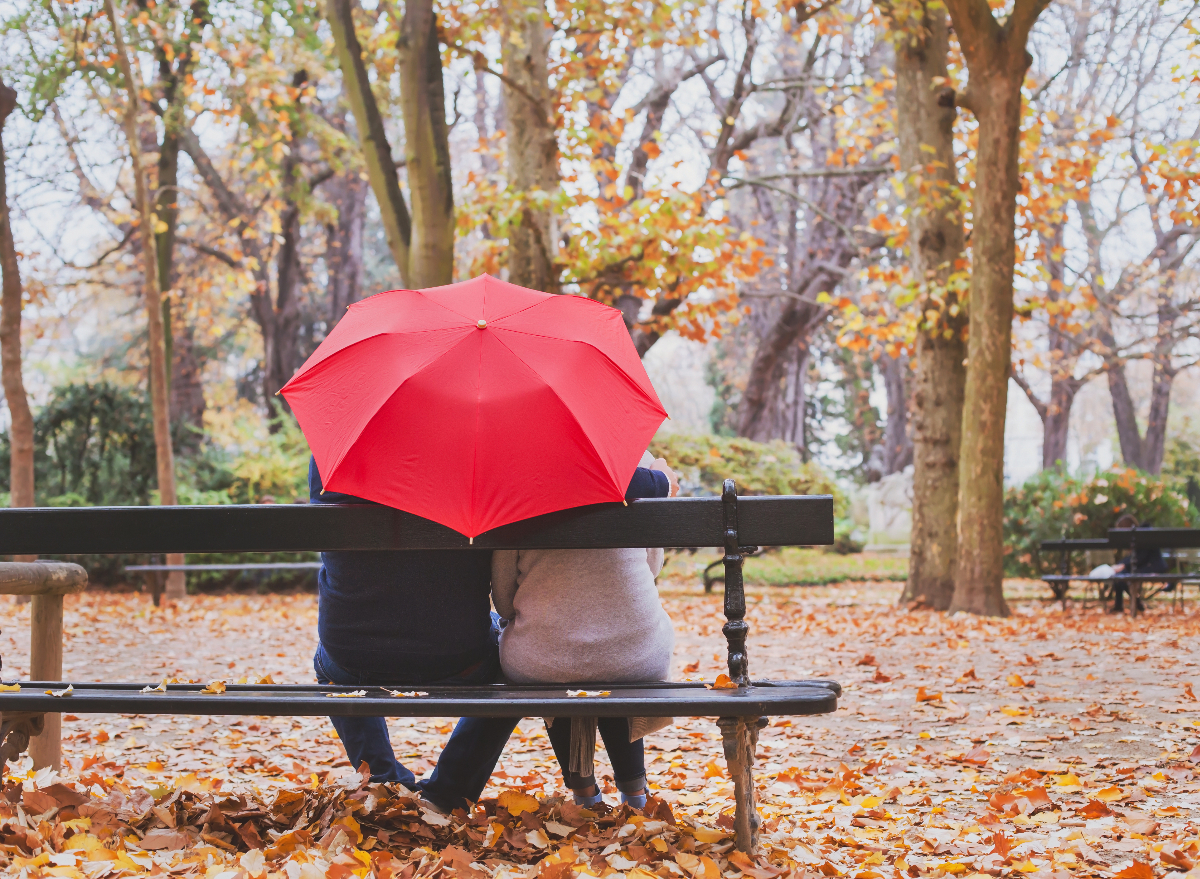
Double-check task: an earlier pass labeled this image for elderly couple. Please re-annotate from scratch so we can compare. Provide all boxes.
[309,452,681,812]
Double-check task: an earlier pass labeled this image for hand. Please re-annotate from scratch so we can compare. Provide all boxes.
[651,458,680,497]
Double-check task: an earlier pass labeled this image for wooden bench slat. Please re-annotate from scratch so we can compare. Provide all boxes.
[0,680,839,718]
[0,496,834,555]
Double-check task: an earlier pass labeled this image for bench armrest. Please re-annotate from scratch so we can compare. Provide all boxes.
[0,562,88,596]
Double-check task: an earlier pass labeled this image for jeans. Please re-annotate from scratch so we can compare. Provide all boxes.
[313,628,518,810]
[545,717,646,794]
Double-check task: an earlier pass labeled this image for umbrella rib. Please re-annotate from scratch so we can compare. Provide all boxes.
[485,332,627,496]
[490,325,667,414]
[320,331,478,487]
[286,326,470,387]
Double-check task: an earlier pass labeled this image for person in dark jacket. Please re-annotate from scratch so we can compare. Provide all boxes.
[309,456,677,809]
[1110,514,1168,612]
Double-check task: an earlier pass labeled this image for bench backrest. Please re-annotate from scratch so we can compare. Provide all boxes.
[1108,527,1200,551]
[1040,538,1111,552]
[0,481,833,688]
[0,495,833,554]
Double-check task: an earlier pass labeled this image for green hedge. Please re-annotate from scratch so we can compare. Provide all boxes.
[1004,466,1195,577]
[648,432,844,515]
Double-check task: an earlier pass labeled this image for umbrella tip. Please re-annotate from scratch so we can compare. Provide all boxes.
[623,500,628,507]
[469,536,474,545]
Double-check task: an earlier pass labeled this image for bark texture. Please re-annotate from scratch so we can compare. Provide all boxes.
[327,0,454,288]
[879,353,913,474]
[0,81,34,514]
[943,0,1050,617]
[105,0,181,597]
[1103,346,1174,474]
[398,0,454,287]
[890,2,967,610]
[500,1,559,292]
[324,171,367,329]
[327,0,412,282]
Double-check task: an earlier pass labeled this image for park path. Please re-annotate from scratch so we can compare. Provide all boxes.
[2,579,1198,878]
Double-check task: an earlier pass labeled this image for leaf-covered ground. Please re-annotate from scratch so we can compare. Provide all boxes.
[2,580,1199,879]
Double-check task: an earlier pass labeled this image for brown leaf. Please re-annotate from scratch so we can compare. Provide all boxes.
[36,783,87,808]
[856,654,876,666]
[872,669,892,683]
[140,828,191,850]
[21,789,58,815]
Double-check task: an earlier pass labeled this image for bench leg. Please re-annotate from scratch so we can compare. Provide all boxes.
[718,716,760,854]
[0,712,44,777]
[29,592,64,770]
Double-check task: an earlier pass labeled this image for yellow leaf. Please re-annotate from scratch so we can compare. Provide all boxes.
[1007,674,1027,688]
[692,828,728,844]
[497,789,539,815]
[1093,786,1125,802]
[200,680,227,695]
[0,683,20,692]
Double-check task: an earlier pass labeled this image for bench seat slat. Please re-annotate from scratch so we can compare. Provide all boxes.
[0,681,839,719]
[0,497,835,554]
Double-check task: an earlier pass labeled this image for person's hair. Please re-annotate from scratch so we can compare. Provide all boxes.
[1114,514,1138,529]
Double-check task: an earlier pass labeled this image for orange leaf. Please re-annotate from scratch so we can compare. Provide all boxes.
[702,759,725,779]
[1114,862,1155,879]
[915,687,942,703]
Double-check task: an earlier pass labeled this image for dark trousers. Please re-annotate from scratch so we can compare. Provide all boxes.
[313,641,518,810]
[545,717,646,794]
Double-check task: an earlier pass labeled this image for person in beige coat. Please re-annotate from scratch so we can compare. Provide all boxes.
[491,453,678,809]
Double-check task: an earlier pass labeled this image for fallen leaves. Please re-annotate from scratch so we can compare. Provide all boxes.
[3,585,1200,879]
[199,680,227,695]
[566,689,611,697]
[706,674,738,689]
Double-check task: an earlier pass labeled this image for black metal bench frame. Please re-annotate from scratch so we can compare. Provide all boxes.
[0,480,837,853]
[1040,528,1200,614]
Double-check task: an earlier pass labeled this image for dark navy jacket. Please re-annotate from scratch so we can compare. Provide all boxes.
[309,457,669,680]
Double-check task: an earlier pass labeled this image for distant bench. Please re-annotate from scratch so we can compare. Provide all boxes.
[1040,527,1200,615]
[125,561,322,604]
[0,481,837,853]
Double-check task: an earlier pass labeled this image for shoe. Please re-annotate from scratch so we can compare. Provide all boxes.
[620,792,647,809]
[573,789,604,807]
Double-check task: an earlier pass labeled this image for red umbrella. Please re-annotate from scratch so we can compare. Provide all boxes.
[281,274,668,537]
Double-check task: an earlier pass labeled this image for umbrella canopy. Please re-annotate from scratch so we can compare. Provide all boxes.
[281,274,668,537]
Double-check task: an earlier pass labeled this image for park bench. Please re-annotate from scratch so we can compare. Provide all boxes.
[126,559,321,604]
[1041,527,1200,615]
[0,480,837,853]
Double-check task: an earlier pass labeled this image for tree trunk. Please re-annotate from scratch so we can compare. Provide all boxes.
[325,171,367,329]
[398,0,454,287]
[327,0,413,283]
[943,0,1049,617]
[1040,375,1079,469]
[0,81,35,519]
[501,0,559,292]
[106,0,180,595]
[1106,355,1174,474]
[906,333,965,608]
[889,1,968,610]
[257,188,304,407]
[879,353,913,473]
[737,295,824,442]
[169,320,206,445]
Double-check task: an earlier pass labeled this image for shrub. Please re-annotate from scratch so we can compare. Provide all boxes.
[648,431,844,514]
[1004,466,1194,577]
